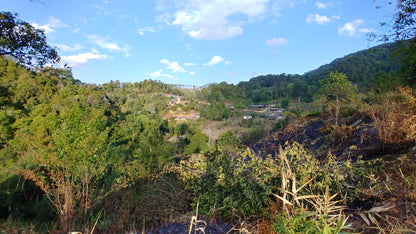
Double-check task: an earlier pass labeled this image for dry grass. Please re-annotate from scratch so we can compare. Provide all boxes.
[188,200,207,234]
[367,87,416,152]
[272,145,349,233]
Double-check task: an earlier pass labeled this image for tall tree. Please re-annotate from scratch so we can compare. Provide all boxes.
[19,92,123,232]
[319,71,357,128]
[0,12,60,68]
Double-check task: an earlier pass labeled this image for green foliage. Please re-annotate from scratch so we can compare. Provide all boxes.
[304,43,401,87]
[372,71,399,93]
[176,122,189,136]
[271,142,351,233]
[319,71,357,127]
[110,112,174,178]
[281,99,289,108]
[199,82,246,103]
[178,148,279,218]
[0,12,60,68]
[200,103,231,121]
[239,74,308,103]
[242,127,266,145]
[282,142,353,196]
[395,39,416,86]
[17,93,121,232]
[0,58,186,231]
[184,131,209,155]
[216,131,240,150]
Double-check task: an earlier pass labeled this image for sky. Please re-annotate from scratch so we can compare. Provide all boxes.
[2,0,394,86]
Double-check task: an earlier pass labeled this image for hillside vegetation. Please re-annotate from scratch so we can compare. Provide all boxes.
[1,10,416,232]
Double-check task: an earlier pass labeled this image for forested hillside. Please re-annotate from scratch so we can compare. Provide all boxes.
[303,41,402,86]
[235,41,404,105]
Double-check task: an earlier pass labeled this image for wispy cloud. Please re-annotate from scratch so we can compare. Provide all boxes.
[88,35,131,57]
[160,59,186,73]
[266,38,289,46]
[31,16,69,34]
[62,52,108,67]
[184,63,195,66]
[338,19,374,37]
[158,0,269,40]
[91,3,111,15]
[204,56,226,66]
[138,26,157,35]
[54,43,84,52]
[148,69,177,80]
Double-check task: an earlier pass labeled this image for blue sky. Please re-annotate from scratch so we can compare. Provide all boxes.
[2,0,392,86]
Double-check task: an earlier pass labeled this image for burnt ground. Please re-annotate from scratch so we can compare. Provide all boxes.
[249,114,416,233]
[145,114,416,233]
[147,219,234,234]
[250,115,394,161]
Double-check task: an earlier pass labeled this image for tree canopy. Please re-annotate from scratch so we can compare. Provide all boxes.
[372,0,416,41]
[0,11,60,68]
[319,71,357,127]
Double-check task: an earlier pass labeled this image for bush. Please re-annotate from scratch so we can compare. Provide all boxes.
[177,148,279,219]
[271,142,352,233]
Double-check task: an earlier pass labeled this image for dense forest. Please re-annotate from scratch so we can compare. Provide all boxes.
[1,3,416,233]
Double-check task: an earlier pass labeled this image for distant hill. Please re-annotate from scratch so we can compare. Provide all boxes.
[233,41,404,104]
[302,41,402,86]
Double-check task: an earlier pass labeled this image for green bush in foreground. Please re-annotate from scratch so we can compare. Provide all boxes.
[178,142,355,223]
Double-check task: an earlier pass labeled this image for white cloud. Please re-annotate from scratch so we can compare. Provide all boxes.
[88,35,131,57]
[204,56,225,66]
[306,14,331,25]
[54,43,84,52]
[190,71,196,75]
[359,28,375,33]
[31,16,69,34]
[148,69,177,80]
[61,52,108,66]
[162,0,269,40]
[338,19,372,37]
[138,26,157,35]
[266,37,289,46]
[316,2,329,9]
[184,63,196,66]
[160,59,186,73]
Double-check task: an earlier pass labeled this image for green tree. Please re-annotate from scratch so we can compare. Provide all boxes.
[319,71,357,127]
[216,131,240,150]
[184,131,208,155]
[372,71,398,93]
[19,96,122,232]
[372,1,416,86]
[281,99,289,109]
[0,12,60,68]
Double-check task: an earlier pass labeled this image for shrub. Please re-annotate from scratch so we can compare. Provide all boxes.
[177,148,279,219]
[271,142,351,233]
